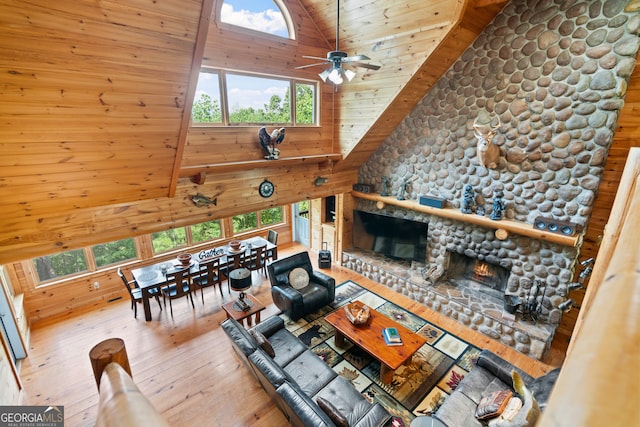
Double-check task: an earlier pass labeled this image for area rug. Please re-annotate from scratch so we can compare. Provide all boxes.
[280,280,481,426]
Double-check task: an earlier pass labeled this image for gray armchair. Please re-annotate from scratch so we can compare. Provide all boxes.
[267,252,335,321]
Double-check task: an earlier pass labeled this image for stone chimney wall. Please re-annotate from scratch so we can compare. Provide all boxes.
[351,0,640,358]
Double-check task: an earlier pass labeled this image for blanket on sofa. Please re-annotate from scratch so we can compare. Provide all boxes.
[281,280,482,427]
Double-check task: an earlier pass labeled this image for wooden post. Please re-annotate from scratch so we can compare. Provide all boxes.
[90,338,131,389]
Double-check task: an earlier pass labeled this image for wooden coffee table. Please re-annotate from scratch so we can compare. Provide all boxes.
[222,294,265,328]
[325,306,427,384]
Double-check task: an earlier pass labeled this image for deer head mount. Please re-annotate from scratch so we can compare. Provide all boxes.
[473,114,501,169]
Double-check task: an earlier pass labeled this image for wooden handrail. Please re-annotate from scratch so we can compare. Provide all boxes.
[96,363,171,427]
[90,338,170,427]
[538,148,640,426]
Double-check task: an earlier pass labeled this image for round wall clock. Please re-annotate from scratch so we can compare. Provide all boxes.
[259,179,275,198]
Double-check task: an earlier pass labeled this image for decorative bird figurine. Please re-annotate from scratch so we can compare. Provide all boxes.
[258,126,285,160]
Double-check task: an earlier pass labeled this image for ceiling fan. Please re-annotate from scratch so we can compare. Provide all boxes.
[296,0,380,84]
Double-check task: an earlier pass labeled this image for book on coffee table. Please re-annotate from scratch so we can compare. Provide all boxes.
[383,327,402,346]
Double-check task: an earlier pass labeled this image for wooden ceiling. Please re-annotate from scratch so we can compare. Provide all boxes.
[0,0,507,263]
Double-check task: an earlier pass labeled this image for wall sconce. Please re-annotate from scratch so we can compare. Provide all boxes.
[314,176,328,186]
[557,299,581,313]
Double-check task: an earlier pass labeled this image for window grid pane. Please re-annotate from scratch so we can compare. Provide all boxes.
[34,250,88,282]
[232,212,258,233]
[92,239,137,268]
[151,228,188,253]
[191,220,223,243]
[295,83,314,124]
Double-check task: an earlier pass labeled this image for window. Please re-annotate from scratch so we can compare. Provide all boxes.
[221,0,290,39]
[227,73,290,124]
[191,220,223,243]
[192,72,222,123]
[92,238,137,268]
[192,70,317,126]
[151,228,187,254]
[232,212,258,234]
[232,207,284,234]
[34,249,88,283]
[260,207,283,226]
[295,83,315,124]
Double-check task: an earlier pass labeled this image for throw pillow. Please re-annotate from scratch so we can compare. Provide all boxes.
[249,330,275,358]
[475,389,513,420]
[289,267,310,290]
[316,396,349,427]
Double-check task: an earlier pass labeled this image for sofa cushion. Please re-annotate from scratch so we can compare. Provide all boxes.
[276,382,334,427]
[269,328,308,367]
[250,329,275,358]
[455,366,510,404]
[434,391,484,427]
[248,349,289,388]
[284,350,337,396]
[315,376,376,427]
[317,396,349,427]
[298,283,330,308]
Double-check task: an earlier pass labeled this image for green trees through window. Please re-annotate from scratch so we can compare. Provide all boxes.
[93,239,136,268]
[192,71,316,125]
[31,208,285,285]
[34,249,88,282]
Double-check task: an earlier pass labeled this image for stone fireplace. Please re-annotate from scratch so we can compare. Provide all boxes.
[344,208,577,360]
[342,1,639,360]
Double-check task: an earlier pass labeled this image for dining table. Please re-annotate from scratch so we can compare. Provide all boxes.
[131,236,277,321]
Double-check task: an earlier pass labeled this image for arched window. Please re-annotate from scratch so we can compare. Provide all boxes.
[221,0,293,39]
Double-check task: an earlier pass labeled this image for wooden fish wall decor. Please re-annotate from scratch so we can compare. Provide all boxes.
[191,193,217,208]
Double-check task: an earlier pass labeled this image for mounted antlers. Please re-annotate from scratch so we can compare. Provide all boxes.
[473,115,501,169]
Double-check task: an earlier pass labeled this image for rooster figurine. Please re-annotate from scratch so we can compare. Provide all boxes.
[258,126,285,160]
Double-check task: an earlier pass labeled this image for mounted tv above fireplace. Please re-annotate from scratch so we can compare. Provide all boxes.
[353,210,428,263]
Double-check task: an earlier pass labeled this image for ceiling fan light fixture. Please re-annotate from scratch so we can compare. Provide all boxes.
[344,68,356,82]
[319,68,331,82]
[328,67,343,84]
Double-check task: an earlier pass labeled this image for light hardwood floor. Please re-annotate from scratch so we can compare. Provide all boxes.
[19,243,563,426]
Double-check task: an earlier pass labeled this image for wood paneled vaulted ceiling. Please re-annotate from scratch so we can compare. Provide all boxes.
[0,0,506,263]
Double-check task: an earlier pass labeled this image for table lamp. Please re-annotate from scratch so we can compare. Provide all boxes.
[229,268,253,311]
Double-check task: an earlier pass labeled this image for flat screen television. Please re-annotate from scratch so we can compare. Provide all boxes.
[353,210,428,262]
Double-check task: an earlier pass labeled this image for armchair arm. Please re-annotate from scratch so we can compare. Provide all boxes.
[310,270,335,303]
[271,285,304,317]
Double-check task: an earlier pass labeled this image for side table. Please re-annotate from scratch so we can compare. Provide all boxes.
[221,294,265,328]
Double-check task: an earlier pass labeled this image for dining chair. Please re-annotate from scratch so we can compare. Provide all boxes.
[162,266,195,318]
[243,245,267,276]
[266,229,278,263]
[117,267,162,318]
[191,257,229,303]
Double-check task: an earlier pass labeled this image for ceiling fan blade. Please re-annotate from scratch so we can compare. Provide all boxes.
[349,61,381,71]
[343,55,370,62]
[302,55,331,61]
[295,62,330,70]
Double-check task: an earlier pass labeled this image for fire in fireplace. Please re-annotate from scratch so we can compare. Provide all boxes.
[444,251,510,302]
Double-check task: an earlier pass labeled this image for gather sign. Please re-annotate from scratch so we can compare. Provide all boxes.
[196,247,225,262]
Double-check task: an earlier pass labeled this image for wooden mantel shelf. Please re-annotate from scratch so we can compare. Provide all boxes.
[352,191,581,247]
[180,154,342,180]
